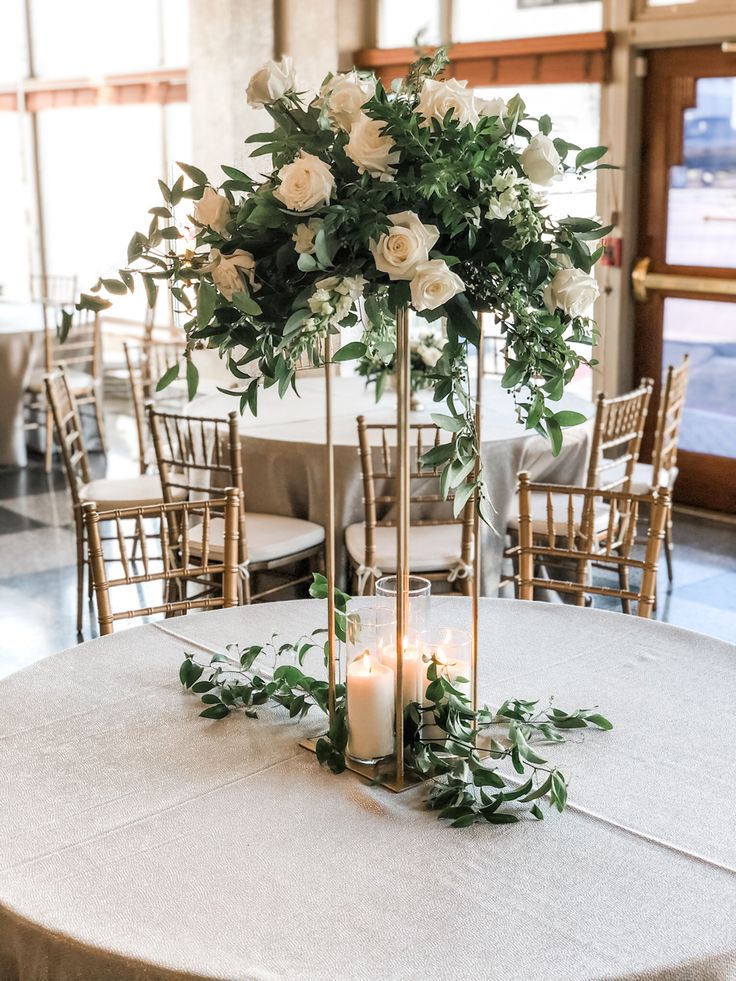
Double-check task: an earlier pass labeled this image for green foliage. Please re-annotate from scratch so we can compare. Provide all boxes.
[178,624,611,829]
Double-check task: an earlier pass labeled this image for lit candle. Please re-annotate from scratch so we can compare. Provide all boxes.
[378,636,425,708]
[347,651,395,763]
[421,630,472,742]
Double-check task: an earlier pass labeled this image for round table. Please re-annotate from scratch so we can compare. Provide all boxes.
[1,599,734,980]
[191,377,594,591]
[0,302,44,467]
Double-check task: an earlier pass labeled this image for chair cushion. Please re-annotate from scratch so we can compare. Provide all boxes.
[629,462,679,495]
[80,474,182,510]
[189,514,324,565]
[345,522,465,574]
[27,368,95,394]
[508,491,612,537]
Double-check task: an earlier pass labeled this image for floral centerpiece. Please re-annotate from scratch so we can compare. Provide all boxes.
[76,47,610,518]
[356,325,445,407]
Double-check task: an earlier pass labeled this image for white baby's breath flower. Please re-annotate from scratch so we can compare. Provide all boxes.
[344,112,400,181]
[274,151,335,212]
[246,56,297,107]
[410,259,465,312]
[416,78,479,129]
[193,187,231,238]
[369,212,439,281]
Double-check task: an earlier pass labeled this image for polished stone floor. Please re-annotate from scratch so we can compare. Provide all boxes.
[0,405,735,679]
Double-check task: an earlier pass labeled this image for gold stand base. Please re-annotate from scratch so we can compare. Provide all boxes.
[299,737,424,794]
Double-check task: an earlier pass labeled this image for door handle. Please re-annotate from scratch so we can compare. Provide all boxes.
[632,256,736,302]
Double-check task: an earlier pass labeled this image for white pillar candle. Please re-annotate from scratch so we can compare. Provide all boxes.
[378,637,425,708]
[347,652,395,762]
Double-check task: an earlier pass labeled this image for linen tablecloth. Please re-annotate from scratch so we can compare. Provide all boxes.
[191,377,594,591]
[1,598,734,980]
[0,303,45,467]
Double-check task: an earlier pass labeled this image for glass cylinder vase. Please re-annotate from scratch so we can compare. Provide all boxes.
[344,607,396,765]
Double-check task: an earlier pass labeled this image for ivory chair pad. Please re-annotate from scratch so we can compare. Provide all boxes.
[80,475,184,510]
[507,491,612,537]
[630,462,679,495]
[345,522,465,573]
[27,368,95,394]
[189,513,324,566]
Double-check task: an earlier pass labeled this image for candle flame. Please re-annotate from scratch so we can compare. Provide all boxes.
[361,653,372,674]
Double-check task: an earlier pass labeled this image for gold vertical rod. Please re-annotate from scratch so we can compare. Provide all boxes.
[472,312,484,713]
[324,333,336,723]
[394,304,410,787]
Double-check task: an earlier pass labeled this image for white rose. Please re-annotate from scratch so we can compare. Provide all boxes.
[308,288,333,317]
[192,187,231,238]
[369,211,439,281]
[321,71,376,131]
[292,218,323,254]
[520,133,561,186]
[543,268,599,317]
[274,150,335,212]
[246,56,296,107]
[417,343,442,368]
[209,248,257,301]
[410,260,465,312]
[344,112,400,182]
[416,78,479,129]
[476,95,506,119]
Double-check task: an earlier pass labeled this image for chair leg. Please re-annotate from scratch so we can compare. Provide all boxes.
[618,563,631,615]
[44,406,54,473]
[92,391,107,455]
[75,521,85,636]
[664,508,675,585]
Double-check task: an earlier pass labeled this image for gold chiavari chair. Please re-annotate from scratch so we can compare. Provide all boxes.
[516,472,671,619]
[45,369,177,634]
[83,490,240,635]
[630,355,690,582]
[30,273,78,309]
[347,416,475,596]
[585,379,654,492]
[148,406,325,603]
[26,307,106,472]
[123,340,188,475]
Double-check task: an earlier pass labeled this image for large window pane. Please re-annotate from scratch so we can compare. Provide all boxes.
[666,77,736,269]
[0,0,28,81]
[29,0,188,76]
[0,114,32,301]
[377,0,441,48]
[454,0,602,42]
[662,298,736,458]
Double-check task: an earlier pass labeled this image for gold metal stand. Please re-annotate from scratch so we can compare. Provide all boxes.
[471,311,483,712]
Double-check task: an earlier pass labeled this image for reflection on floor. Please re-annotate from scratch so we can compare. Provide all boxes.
[1,406,735,680]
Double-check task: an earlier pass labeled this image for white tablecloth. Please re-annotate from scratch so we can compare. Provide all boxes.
[1,598,734,980]
[0,303,44,467]
[191,377,594,591]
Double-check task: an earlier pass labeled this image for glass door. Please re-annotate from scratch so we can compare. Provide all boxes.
[634,45,736,512]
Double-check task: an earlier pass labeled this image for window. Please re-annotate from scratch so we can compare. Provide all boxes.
[454,0,602,42]
[377,0,442,48]
[0,114,32,301]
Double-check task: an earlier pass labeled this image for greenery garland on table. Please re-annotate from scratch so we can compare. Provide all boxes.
[178,575,612,829]
[74,47,610,522]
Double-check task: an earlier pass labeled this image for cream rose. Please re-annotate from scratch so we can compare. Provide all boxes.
[369,211,439,281]
[416,78,479,129]
[292,218,323,255]
[274,150,335,212]
[209,248,257,301]
[543,268,599,317]
[417,343,442,368]
[410,260,465,312]
[321,71,376,131]
[344,112,400,181]
[520,133,561,186]
[246,56,296,108]
[476,95,506,119]
[193,187,231,237]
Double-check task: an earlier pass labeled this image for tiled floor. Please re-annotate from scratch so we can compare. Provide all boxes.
[1,405,735,679]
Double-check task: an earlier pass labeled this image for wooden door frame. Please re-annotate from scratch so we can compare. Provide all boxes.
[634,44,736,513]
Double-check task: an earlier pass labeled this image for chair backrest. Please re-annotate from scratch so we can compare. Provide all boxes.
[651,354,690,482]
[123,341,149,475]
[516,471,670,619]
[585,379,653,493]
[356,415,474,571]
[44,369,91,506]
[45,308,100,379]
[148,406,247,561]
[31,274,78,308]
[83,490,240,635]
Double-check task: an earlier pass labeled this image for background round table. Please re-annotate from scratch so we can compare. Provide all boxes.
[1,598,734,980]
[191,377,594,591]
[0,302,44,467]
